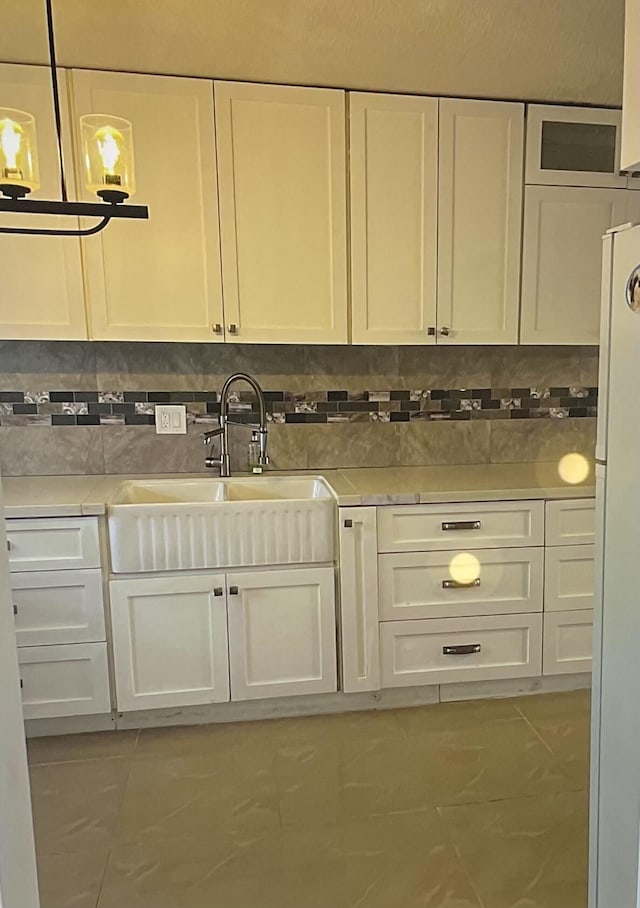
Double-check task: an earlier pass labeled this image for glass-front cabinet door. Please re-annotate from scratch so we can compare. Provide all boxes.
[526,105,637,189]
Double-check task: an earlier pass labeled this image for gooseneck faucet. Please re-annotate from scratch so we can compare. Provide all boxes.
[202,373,269,477]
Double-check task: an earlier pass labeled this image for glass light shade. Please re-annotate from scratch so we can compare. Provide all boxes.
[0,108,39,196]
[80,114,136,202]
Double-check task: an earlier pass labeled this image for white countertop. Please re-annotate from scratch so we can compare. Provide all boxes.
[1,461,595,519]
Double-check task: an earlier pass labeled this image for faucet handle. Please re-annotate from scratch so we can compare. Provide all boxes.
[202,428,223,445]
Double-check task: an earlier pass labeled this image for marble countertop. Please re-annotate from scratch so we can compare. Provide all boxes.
[1,461,595,518]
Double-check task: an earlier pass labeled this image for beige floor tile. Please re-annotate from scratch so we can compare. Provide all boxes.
[115,753,279,843]
[135,718,276,762]
[514,691,591,790]
[37,848,108,908]
[30,758,129,854]
[340,735,430,817]
[417,717,577,807]
[398,697,522,737]
[439,790,588,906]
[28,730,138,765]
[275,740,342,826]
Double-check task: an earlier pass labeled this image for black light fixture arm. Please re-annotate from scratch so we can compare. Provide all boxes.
[46,0,67,202]
[0,217,111,237]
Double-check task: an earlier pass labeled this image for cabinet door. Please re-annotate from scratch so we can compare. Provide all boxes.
[0,64,86,339]
[526,105,627,189]
[520,186,629,344]
[438,99,524,345]
[227,567,337,700]
[215,81,348,344]
[18,643,111,719]
[109,574,229,711]
[543,609,593,675]
[349,93,438,344]
[544,545,595,613]
[71,70,224,342]
[338,508,380,692]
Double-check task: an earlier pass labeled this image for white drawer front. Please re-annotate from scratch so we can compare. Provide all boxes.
[6,518,101,572]
[379,548,543,621]
[18,643,111,719]
[377,501,544,553]
[545,499,595,546]
[544,545,595,612]
[12,570,106,646]
[543,610,593,675]
[380,614,542,687]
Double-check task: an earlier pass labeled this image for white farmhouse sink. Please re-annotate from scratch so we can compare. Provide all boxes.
[108,476,336,573]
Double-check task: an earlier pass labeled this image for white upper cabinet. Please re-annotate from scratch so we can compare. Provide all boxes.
[526,105,633,189]
[71,70,224,342]
[622,0,640,173]
[349,92,438,344]
[215,81,348,344]
[438,99,524,345]
[0,64,87,340]
[520,186,629,345]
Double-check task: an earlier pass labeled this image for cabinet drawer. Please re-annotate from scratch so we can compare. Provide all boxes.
[377,501,544,553]
[6,518,101,572]
[543,610,593,675]
[18,643,111,719]
[545,499,595,546]
[379,548,543,621]
[544,545,595,612]
[380,614,542,688]
[12,570,106,646]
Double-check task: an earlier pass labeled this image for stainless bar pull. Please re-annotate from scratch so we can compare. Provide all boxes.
[442,578,481,589]
[441,520,481,531]
[443,643,481,656]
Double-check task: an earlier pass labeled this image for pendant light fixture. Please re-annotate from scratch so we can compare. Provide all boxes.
[0,0,148,236]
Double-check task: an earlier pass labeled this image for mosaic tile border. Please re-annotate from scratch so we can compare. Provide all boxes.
[0,387,598,427]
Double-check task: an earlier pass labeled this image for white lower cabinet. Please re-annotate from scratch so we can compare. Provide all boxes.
[110,574,230,711]
[544,545,595,612]
[227,568,337,701]
[18,643,111,719]
[380,614,543,688]
[379,548,543,621]
[543,610,593,675]
[12,570,105,646]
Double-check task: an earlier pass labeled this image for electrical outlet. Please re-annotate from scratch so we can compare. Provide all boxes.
[155,404,187,435]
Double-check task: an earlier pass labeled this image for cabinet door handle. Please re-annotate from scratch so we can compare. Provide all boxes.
[440,326,450,337]
[12,604,18,615]
[6,540,11,551]
[213,587,224,597]
[19,678,23,689]
[443,643,481,656]
[228,324,238,335]
[229,586,239,596]
[344,519,353,528]
[212,323,223,335]
[441,520,481,531]
[442,578,481,589]
[427,326,436,336]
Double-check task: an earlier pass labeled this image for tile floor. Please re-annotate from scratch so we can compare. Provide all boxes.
[27,689,590,908]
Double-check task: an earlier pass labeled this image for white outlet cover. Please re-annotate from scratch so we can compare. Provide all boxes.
[155,404,187,435]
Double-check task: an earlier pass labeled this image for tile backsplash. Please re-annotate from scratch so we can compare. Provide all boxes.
[0,341,598,476]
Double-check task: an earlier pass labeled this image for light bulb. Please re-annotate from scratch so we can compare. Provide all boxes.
[0,118,22,171]
[80,114,135,203]
[96,126,123,175]
[0,108,39,198]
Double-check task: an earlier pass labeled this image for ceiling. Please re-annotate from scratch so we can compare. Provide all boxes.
[0,0,625,106]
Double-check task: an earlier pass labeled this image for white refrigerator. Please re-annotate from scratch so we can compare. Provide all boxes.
[590,221,640,907]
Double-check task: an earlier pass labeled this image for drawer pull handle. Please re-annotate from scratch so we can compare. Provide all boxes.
[443,643,481,656]
[229,586,239,596]
[441,520,481,531]
[442,578,481,589]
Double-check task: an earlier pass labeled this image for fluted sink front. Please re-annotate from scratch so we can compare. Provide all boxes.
[108,476,336,573]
